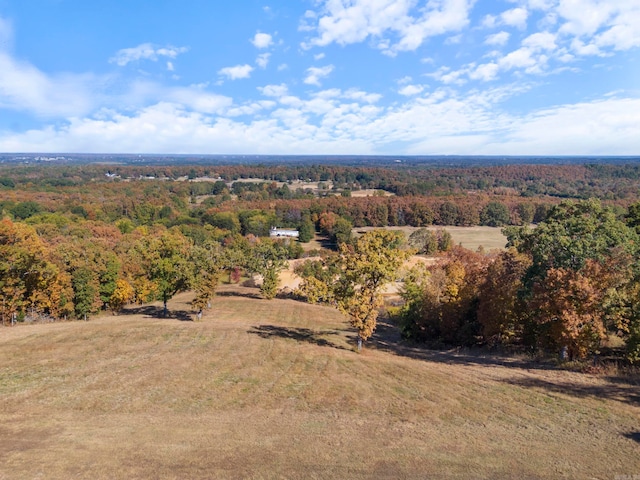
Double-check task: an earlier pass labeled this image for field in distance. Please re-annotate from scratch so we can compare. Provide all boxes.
[353,225,509,252]
[1,285,638,479]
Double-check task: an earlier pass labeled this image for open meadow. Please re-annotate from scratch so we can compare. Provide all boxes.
[353,225,509,252]
[1,285,639,479]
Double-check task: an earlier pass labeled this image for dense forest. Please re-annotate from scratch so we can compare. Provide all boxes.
[2,160,640,363]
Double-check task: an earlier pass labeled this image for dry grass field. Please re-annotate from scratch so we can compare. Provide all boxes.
[1,286,639,479]
[354,226,508,252]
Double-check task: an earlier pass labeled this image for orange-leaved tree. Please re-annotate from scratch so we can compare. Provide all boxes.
[0,218,67,324]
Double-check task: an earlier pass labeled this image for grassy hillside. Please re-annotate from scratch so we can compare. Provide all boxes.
[1,285,639,479]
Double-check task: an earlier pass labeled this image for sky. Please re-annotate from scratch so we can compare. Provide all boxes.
[0,0,639,156]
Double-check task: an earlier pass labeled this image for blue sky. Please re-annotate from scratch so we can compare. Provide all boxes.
[0,0,639,155]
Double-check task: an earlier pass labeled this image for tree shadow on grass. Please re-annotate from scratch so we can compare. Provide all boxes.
[502,376,640,407]
[368,317,559,371]
[121,305,194,322]
[624,432,640,443]
[370,318,640,410]
[215,290,263,300]
[248,325,350,351]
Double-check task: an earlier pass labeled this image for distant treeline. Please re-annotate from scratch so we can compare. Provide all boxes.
[3,162,640,200]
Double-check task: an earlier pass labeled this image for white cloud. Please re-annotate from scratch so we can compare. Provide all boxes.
[523,32,557,50]
[304,65,334,86]
[481,98,640,155]
[299,10,318,33]
[499,48,539,70]
[0,51,100,117]
[482,7,529,30]
[557,0,614,36]
[570,38,602,56]
[303,0,474,55]
[165,87,232,114]
[279,95,304,108]
[258,84,289,97]
[501,8,529,29]
[553,0,640,53]
[429,66,468,85]
[226,101,276,117]
[526,0,556,10]
[251,32,273,49]
[313,88,341,99]
[109,43,188,66]
[2,4,640,157]
[595,19,640,51]
[1,86,639,156]
[256,53,271,69]
[485,31,510,46]
[469,63,500,81]
[218,64,254,80]
[398,84,424,96]
[431,45,555,84]
[481,14,498,29]
[344,89,382,103]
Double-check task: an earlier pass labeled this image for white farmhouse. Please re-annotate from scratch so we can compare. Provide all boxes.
[269,227,299,239]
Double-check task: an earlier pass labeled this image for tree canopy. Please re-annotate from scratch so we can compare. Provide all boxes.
[297,230,409,350]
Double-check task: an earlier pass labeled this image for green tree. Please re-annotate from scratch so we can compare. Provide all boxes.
[297,217,315,243]
[134,229,194,316]
[98,253,120,307]
[247,239,289,299]
[301,230,409,350]
[516,203,535,225]
[436,229,453,252]
[480,201,510,227]
[332,217,353,246]
[438,202,460,226]
[408,228,438,255]
[211,180,228,195]
[398,262,431,339]
[513,199,638,284]
[191,240,224,314]
[72,266,99,321]
[11,201,43,220]
[204,211,241,234]
[239,210,276,237]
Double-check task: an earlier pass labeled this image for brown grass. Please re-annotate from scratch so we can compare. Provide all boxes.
[350,189,394,197]
[1,286,639,479]
[354,225,508,252]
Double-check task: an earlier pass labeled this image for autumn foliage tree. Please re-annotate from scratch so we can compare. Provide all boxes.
[297,230,409,350]
[109,279,135,314]
[0,218,69,324]
[190,240,224,313]
[509,199,640,358]
[399,247,490,346]
[476,249,530,346]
